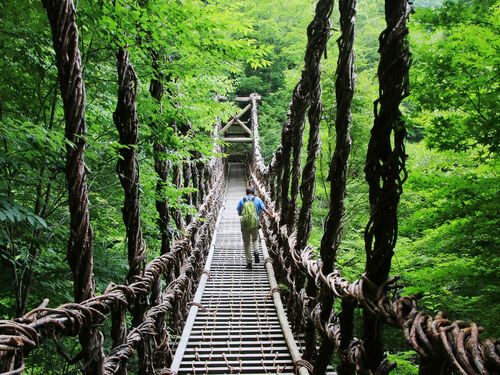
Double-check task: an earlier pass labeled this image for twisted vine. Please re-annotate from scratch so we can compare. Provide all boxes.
[40,0,103,373]
[0,165,225,374]
[315,0,357,372]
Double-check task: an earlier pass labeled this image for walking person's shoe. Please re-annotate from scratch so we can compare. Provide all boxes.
[246,263,252,269]
[254,250,260,263]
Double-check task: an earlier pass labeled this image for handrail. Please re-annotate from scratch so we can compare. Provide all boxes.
[168,182,227,373]
[250,151,500,375]
[0,165,226,374]
[260,227,311,375]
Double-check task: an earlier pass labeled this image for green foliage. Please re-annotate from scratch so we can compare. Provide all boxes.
[395,144,500,337]
[0,196,47,235]
[387,351,419,375]
[0,0,268,322]
[0,4,70,314]
[258,89,289,160]
[410,0,500,154]
[395,1,500,338]
[354,1,385,72]
[310,0,500,361]
[217,0,317,157]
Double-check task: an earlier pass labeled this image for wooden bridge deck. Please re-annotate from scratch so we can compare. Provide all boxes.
[170,163,323,374]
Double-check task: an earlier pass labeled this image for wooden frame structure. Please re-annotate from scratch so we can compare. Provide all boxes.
[219,96,261,143]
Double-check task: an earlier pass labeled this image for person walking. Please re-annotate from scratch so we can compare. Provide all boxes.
[237,187,274,269]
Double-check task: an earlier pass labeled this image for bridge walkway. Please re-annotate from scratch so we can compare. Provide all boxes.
[170,163,314,374]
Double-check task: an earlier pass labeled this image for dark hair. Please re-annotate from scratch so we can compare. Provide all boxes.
[246,187,255,195]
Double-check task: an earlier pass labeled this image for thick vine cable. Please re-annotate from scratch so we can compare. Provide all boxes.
[250,167,499,375]
[39,0,103,373]
[314,0,357,372]
[0,166,225,374]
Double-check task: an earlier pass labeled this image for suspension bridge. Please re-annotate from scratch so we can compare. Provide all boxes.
[0,0,498,374]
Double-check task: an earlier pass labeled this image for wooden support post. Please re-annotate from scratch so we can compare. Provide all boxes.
[236,118,253,136]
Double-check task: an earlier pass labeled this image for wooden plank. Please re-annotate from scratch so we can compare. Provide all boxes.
[236,118,253,135]
[182,353,292,361]
[236,93,261,101]
[221,137,252,143]
[190,327,283,333]
[178,367,295,375]
[179,359,292,367]
[260,227,311,375]
[220,103,251,134]
[184,339,288,347]
[188,334,288,341]
[219,118,236,135]
[234,96,251,102]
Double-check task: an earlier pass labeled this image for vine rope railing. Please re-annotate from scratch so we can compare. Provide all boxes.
[248,0,500,374]
[0,0,228,373]
[0,153,226,374]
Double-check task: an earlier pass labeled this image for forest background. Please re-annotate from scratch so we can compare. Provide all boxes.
[0,0,498,373]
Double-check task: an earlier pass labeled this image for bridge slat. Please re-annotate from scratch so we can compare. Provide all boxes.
[169,163,336,375]
[171,163,301,374]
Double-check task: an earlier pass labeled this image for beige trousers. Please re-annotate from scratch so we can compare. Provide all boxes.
[241,228,259,264]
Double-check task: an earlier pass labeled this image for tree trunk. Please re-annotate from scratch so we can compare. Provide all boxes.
[171,163,186,234]
[287,126,304,230]
[16,177,48,316]
[154,139,172,255]
[149,49,173,370]
[16,86,57,317]
[294,0,335,362]
[191,153,202,209]
[338,297,356,375]
[183,157,193,225]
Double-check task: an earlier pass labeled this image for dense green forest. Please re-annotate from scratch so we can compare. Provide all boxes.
[0,0,498,373]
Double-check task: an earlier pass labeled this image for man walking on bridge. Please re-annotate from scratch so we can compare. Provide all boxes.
[237,187,274,269]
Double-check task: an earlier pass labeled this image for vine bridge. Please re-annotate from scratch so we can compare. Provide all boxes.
[0,0,498,375]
